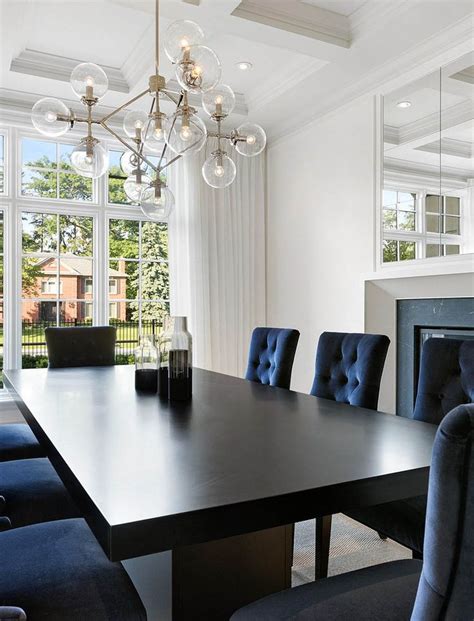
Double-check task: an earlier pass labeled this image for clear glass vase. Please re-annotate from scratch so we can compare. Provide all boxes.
[159,316,192,401]
[134,335,159,393]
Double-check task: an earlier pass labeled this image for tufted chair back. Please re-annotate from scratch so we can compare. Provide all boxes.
[411,403,474,620]
[310,332,390,410]
[245,327,300,389]
[45,326,116,368]
[413,338,474,425]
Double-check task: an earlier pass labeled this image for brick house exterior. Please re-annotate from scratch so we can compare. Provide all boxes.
[22,256,127,322]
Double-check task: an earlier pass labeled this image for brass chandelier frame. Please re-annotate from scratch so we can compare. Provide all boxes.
[55,0,251,185]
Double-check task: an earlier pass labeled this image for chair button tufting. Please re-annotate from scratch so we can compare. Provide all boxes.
[438,393,444,400]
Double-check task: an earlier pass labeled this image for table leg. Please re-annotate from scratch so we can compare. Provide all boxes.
[315,514,332,579]
[172,525,293,621]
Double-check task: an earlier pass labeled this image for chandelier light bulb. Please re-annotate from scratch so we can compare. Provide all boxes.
[235,123,266,157]
[123,110,149,138]
[140,182,175,221]
[202,151,236,188]
[164,109,207,156]
[124,172,152,203]
[143,115,167,154]
[70,138,109,179]
[31,97,71,137]
[176,45,221,94]
[70,62,109,99]
[202,84,236,118]
[164,20,205,63]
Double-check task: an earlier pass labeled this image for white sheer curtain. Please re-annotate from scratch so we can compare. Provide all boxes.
[168,144,266,377]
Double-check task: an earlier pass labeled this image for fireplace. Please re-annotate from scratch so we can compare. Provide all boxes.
[397,298,474,418]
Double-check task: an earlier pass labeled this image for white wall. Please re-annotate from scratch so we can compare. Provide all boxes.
[266,96,376,393]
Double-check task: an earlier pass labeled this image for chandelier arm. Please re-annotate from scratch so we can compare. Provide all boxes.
[161,90,180,105]
[157,92,184,170]
[99,88,151,125]
[100,120,159,173]
[158,152,182,173]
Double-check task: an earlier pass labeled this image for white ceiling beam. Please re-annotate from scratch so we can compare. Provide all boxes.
[10,49,130,93]
[231,0,351,48]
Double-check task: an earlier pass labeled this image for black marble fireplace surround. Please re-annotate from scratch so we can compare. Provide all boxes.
[397,297,474,418]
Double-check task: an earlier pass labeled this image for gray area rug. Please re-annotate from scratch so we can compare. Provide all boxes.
[292,514,411,587]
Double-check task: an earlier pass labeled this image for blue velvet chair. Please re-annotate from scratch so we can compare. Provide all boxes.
[346,337,474,557]
[0,518,147,620]
[231,403,474,621]
[245,327,300,389]
[0,424,44,463]
[310,331,390,578]
[0,326,117,529]
[0,327,117,463]
[310,332,390,409]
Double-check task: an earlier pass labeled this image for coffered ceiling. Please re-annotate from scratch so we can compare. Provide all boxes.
[0,0,473,141]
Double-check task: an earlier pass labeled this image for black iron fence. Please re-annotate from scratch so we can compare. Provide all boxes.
[21,319,162,368]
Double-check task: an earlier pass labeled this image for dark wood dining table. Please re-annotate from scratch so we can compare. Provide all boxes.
[4,366,437,621]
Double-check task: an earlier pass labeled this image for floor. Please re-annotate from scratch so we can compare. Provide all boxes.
[292,514,411,586]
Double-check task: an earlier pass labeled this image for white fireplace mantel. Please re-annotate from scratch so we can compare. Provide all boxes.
[363,262,474,414]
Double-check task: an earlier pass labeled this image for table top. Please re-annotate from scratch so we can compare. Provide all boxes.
[4,366,437,561]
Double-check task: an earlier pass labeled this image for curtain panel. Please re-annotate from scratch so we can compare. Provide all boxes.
[168,143,266,377]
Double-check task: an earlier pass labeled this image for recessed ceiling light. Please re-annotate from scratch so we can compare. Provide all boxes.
[396,100,412,109]
[237,61,253,71]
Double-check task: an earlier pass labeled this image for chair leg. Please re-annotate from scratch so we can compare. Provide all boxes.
[315,515,332,579]
[412,549,423,560]
[377,531,388,540]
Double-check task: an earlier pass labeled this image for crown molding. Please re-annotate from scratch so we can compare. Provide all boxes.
[385,156,471,189]
[415,138,472,160]
[389,99,474,147]
[269,13,474,146]
[10,49,130,94]
[231,0,351,48]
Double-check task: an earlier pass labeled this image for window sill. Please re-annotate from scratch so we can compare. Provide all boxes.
[365,253,474,282]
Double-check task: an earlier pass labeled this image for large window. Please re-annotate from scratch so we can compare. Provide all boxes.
[0,130,170,373]
[108,218,169,364]
[382,188,463,263]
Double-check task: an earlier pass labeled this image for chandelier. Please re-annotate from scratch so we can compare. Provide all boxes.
[30,0,266,221]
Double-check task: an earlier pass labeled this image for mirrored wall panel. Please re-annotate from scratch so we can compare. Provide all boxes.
[382,52,473,263]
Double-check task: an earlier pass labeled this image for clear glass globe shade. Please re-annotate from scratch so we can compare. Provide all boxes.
[202,84,236,118]
[123,110,149,139]
[163,110,207,156]
[235,123,266,157]
[164,20,204,63]
[202,152,236,189]
[70,139,109,179]
[143,115,167,153]
[176,45,221,94]
[124,173,151,203]
[31,97,71,137]
[120,150,146,176]
[140,185,175,221]
[70,63,108,99]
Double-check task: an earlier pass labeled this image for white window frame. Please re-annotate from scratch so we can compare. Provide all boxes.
[381,184,465,264]
[0,125,170,378]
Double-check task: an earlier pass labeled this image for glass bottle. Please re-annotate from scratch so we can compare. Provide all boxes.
[134,335,159,393]
[159,316,192,401]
